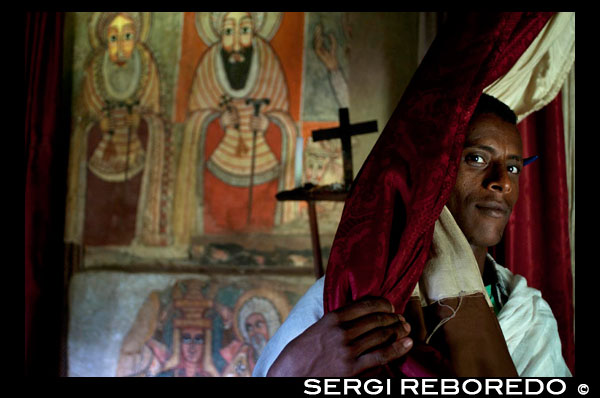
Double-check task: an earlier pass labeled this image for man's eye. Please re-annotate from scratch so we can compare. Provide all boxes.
[125,32,133,40]
[242,26,250,34]
[109,35,117,42]
[508,165,521,175]
[224,28,233,35]
[465,154,486,165]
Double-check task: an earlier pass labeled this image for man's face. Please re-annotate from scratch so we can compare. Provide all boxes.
[180,327,205,364]
[245,312,269,355]
[446,112,523,250]
[219,12,254,90]
[245,312,268,340]
[221,12,254,59]
[106,14,136,66]
[304,153,326,184]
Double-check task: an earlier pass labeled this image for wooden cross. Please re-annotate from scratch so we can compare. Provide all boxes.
[312,108,378,188]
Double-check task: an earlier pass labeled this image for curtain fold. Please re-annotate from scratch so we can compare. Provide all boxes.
[484,12,575,122]
[561,66,575,353]
[25,11,68,375]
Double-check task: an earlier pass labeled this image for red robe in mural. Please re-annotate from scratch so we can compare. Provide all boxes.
[173,37,298,242]
[65,43,170,247]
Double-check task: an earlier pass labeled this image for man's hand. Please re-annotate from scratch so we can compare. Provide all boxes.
[266,297,413,377]
[250,113,269,133]
[215,302,234,329]
[221,107,240,130]
[314,23,339,71]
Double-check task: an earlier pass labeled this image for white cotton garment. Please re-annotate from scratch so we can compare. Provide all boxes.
[252,264,571,377]
[494,264,572,377]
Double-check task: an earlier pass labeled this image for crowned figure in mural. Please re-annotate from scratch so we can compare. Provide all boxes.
[219,288,290,376]
[173,12,299,246]
[116,279,219,377]
[65,12,171,248]
[156,280,219,377]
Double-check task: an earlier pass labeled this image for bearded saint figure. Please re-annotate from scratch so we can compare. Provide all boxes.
[172,12,299,246]
[65,12,171,249]
[219,290,289,377]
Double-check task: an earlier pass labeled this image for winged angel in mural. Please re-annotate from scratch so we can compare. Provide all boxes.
[64,12,172,250]
[172,12,299,246]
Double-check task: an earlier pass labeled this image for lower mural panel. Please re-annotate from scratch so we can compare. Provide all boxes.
[67,272,316,377]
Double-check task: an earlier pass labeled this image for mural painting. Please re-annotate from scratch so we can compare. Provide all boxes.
[172,12,338,266]
[115,278,297,377]
[63,12,356,266]
[173,12,300,243]
[292,12,353,237]
[64,12,174,254]
[62,12,352,376]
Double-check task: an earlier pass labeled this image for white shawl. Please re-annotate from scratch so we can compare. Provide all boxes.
[495,263,572,376]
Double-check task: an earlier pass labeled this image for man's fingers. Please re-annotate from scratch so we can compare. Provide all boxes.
[328,32,337,50]
[314,25,323,47]
[342,312,408,341]
[333,297,395,323]
[354,337,413,374]
[350,320,411,357]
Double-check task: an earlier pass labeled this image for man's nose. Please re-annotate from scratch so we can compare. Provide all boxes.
[117,39,125,57]
[233,30,241,52]
[484,164,513,193]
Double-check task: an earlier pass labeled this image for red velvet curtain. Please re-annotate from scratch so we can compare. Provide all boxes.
[495,94,575,374]
[25,11,68,375]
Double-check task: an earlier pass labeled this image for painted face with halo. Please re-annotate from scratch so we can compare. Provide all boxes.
[106,13,137,66]
[219,12,255,90]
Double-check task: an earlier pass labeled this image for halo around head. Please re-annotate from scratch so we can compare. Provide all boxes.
[88,12,151,50]
[232,287,290,343]
[195,12,283,46]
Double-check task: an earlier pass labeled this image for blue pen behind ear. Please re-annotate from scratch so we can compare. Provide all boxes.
[524,155,538,166]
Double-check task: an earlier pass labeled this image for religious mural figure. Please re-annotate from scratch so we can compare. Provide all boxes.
[116,280,219,377]
[313,21,350,109]
[302,12,350,121]
[172,12,299,246]
[298,13,353,230]
[303,138,344,194]
[301,13,352,195]
[155,280,219,377]
[219,289,289,376]
[115,279,292,377]
[65,12,172,249]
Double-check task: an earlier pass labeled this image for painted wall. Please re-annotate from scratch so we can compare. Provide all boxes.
[68,272,314,377]
[63,11,418,377]
[348,12,418,175]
